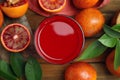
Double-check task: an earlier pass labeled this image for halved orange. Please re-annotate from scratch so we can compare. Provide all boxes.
[0,0,28,18]
[38,0,66,13]
[1,23,31,52]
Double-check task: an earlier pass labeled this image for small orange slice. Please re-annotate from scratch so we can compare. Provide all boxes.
[1,23,31,52]
[38,0,66,13]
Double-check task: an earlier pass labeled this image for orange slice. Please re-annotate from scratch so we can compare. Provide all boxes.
[1,23,31,52]
[38,0,66,13]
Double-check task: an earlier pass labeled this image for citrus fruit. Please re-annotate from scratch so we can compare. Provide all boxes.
[65,62,97,80]
[73,0,98,9]
[0,10,4,28]
[38,0,66,13]
[1,0,28,18]
[75,8,105,37]
[106,50,120,77]
[1,23,31,52]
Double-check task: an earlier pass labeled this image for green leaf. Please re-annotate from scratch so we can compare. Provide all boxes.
[114,39,120,70]
[25,57,42,80]
[0,60,18,80]
[77,40,107,60]
[10,53,26,78]
[112,24,120,32]
[103,24,120,38]
[98,34,117,48]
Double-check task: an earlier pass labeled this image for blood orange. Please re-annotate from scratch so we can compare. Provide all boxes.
[65,62,97,80]
[1,23,31,52]
[38,0,66,13]
[75,8,105,37]
[1,0,28,18]
[73,0,98,9]
[106,50,120,77]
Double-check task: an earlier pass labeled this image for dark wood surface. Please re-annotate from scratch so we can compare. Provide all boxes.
[2,0,120,80]
[26,0,120,80]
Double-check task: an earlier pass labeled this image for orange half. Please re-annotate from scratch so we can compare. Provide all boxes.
[38,0,66,13]
[1,1,28,18]
[1,23,31,52]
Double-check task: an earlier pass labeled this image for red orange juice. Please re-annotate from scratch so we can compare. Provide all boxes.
[34,15,84,64]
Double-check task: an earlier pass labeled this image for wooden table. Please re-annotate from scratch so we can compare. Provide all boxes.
[25,0,120,80]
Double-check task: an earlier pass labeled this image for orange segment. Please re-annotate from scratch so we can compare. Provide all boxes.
[1,23,31,52]
[38,0,66,13]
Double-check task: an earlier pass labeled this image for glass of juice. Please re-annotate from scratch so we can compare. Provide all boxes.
[34,15,85,64]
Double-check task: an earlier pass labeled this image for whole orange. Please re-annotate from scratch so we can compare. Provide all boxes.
[75,8,105,37]
[1,0,28,18]
[73,0,98,9]
[106,50,120,77]
[0,10,4,27]
[65,62,97,80]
